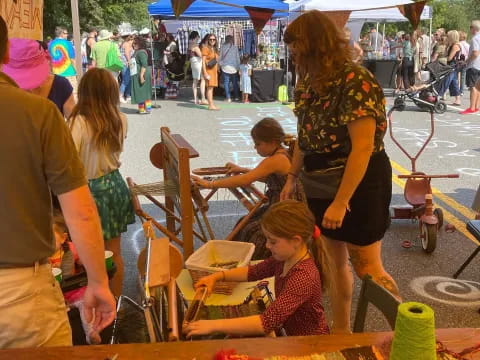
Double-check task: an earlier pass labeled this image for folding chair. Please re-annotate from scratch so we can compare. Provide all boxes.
[453,220,480,279]
[353,274,401,333]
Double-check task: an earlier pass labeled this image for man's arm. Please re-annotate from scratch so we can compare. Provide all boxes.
[58,185,115,331]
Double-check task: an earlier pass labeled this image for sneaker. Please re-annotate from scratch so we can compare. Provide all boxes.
[460,108,479,115]
[226,98,232,103]
[119,97,127,104]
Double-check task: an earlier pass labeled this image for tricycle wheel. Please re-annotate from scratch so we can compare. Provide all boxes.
[394,97,406,111]
[433,208,444,229]
[434,101,447,114]
[421,223,437,253]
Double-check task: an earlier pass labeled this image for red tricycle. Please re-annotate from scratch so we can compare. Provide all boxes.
[387,106,459,253]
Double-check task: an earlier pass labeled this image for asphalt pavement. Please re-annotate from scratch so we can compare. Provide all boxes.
[118,89,480,335]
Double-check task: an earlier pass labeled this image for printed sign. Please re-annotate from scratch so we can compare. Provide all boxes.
[0,0,43,40]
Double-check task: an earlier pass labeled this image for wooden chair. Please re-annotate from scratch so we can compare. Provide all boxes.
[353,274,401,333]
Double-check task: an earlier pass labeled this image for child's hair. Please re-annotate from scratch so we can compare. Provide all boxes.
[53,209,68,234]
[260,200,331,292]
[261,200,315,245]
[52,209,71,251]
[68,68,124,154]
[241,54,250,64]
[251,118,285,145]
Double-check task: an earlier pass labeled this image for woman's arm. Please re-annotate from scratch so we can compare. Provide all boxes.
[193,154,289,189]
[280,142,304,200]
[201,50,210,79]
[62,94,76,119]
[322,117,375,229]
[184,315,264,337]
[194,46,202,58]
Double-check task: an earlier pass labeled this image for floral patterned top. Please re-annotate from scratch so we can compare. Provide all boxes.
[294,63,387,166]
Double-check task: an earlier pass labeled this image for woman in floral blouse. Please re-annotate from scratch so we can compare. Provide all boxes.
[280,10,400,334]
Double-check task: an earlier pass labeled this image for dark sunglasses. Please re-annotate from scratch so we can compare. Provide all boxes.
[209,38,216,41]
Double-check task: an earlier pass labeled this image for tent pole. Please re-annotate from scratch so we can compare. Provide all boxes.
[71,0,82,79]
[382,23,385,57]
[149,16,161,109]
[428,17,432,63]
[375,22,379,53]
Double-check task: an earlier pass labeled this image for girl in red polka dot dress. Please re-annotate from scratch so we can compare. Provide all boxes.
[183,200,330,337]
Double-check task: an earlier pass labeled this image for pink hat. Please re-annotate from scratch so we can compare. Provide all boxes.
[2,38,50,90]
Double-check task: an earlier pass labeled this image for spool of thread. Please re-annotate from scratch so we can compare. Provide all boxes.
[390,302,436,360]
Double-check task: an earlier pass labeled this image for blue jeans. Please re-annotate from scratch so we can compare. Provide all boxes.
[439,70,461,97]
[119,66,131,98]
[223,71,239,100]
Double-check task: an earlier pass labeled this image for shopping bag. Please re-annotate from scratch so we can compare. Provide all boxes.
[277,84,288,103]
[105,43,124,72]
[129,57,138,76]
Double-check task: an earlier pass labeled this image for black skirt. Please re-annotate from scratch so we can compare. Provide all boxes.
[307,150,392,246]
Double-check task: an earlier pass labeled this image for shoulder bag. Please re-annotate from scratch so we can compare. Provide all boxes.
[105,42,124,72]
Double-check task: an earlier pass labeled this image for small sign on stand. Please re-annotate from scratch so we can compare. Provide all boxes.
[0,0,44,40]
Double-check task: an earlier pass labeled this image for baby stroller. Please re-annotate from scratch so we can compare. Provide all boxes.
[393,61,455,114]
[165,52,185,99]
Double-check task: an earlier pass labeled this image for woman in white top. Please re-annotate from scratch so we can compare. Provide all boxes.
[188,31,206,104]
[163,34,177,66]
[68,68,135,297]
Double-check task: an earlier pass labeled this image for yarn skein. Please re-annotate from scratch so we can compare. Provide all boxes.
[390,302,436,360]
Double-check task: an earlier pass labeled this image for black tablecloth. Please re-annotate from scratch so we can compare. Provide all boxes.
[363,60,399,89]
[251,69,285,102]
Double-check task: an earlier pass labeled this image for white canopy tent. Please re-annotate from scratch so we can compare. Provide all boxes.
[288,0,413,13]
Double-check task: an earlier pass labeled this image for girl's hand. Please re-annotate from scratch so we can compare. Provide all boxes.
[183,320,216,337]
[225,162,242,174]
[191,175,211,189]
[140,76,145,84]
[194,273,219,296]
[280,177,296,201]
[322,200,348,230]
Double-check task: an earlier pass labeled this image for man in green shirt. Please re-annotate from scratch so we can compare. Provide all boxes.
[0,16,115,348]
[91,29,121,71]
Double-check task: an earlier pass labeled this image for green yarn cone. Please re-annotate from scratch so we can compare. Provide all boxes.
[391,302,436,360]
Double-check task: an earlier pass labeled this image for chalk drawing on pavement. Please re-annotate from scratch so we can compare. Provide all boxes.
[410,276,480,306]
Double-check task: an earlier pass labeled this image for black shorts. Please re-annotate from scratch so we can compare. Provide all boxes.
[466,68,480,88]
[307,150,392,246]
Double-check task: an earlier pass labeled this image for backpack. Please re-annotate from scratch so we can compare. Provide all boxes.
[105,43,124,72]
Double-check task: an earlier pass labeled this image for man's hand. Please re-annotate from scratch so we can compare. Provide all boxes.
[82,283,116,333]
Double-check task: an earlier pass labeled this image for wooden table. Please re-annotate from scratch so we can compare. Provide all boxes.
[0,328,478,360]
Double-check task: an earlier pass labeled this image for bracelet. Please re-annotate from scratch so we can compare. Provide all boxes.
[288,172,299,178]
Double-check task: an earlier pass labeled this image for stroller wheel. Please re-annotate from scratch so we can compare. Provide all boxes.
[394,97,406,111]
[434,101,447,114]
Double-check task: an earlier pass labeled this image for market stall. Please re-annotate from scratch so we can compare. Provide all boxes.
[147,0,288,102]
[287,0,433,91]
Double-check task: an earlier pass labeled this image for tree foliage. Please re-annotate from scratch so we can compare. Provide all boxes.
[361,0,480,38]
[43,0,150,38]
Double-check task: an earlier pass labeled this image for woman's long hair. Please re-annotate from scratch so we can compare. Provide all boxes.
[68,68,123,154]
[284,10,353,95]
[205,33,218,53]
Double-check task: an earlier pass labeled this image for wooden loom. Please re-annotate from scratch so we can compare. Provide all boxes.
[128,127,270,257]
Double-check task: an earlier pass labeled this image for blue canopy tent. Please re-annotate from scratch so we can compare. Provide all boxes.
[147,0,289,19]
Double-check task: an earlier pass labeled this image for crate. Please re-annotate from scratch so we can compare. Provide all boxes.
[185,240,254,295]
